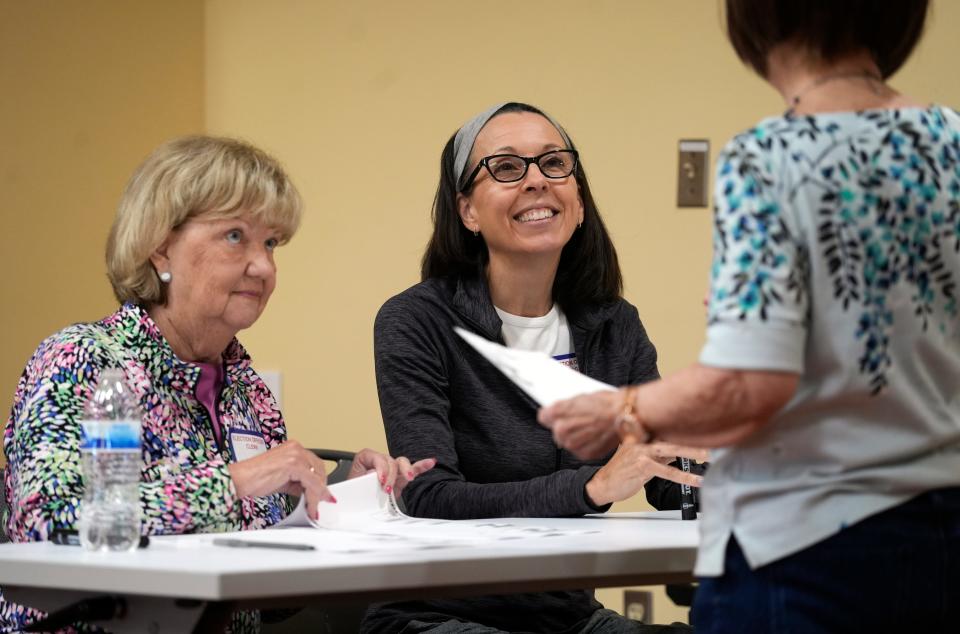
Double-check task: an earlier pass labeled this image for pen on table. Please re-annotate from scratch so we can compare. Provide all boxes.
[679,457,698,521]
[211,538,316,551]
[50,529,150,549]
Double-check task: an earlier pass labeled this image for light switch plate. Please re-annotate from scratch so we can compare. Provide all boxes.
[677,139,709,207]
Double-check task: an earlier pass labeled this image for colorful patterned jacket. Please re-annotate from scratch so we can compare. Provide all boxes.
[2,303,289,633]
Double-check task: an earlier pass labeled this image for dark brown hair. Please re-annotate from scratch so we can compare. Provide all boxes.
[724,0,929,78]
[420,102,623,310]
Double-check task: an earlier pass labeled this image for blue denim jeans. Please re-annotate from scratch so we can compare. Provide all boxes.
[691,487,960,633]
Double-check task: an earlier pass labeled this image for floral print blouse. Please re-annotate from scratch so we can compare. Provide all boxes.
[697,106,960,576]
[2,303,288,633]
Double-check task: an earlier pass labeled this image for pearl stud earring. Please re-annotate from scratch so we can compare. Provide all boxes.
[159,271,172,283]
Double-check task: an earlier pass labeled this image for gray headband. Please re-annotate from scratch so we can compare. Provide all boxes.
[453,102,573,190]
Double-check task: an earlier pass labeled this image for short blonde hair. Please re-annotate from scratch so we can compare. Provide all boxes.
[106,135,302,305]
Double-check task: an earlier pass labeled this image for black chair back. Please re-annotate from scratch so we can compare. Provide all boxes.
[309,448,355,484]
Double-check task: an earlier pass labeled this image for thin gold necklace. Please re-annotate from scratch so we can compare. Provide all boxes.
[786,70,885,116]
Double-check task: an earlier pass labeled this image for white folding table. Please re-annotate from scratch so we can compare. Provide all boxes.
[0,512,698,633]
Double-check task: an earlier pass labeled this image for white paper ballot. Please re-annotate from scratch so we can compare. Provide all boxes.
[269,472,600,554]
[314,471,400,529]
[274,472,399,529]
[454,327,616,406]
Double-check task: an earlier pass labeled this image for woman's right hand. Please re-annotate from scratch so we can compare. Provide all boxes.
[346,448,436,496]
[584,437,708,507]
[227,440,333,520]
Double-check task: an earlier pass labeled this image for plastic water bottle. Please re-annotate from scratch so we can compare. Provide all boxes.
[77,368,143,552]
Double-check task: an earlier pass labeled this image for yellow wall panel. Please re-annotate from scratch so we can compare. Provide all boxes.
[0,1,205,443]
[202,0,959,455]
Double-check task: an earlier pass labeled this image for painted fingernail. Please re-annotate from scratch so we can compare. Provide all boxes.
[385,485,393,494]
[380,476,386,484]
[407,471,415,479]
[329,495,338,504]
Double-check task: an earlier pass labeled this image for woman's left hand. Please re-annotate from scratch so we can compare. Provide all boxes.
[538,390,623,459]
[347,448,436,496]
[585,437,708,506]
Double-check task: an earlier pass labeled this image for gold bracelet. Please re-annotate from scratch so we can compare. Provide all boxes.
[613,386,653,444]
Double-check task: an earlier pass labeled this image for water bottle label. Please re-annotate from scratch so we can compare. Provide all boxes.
[79,419,142,450]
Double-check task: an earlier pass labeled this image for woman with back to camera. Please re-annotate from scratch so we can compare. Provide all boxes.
[541,1,960,632]
[365,102,704,633]
[1,135,434,633]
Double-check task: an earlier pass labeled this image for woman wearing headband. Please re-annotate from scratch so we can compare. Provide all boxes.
[364,102,702,633]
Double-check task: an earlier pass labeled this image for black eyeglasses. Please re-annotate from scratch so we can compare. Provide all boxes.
[460,149,579,192]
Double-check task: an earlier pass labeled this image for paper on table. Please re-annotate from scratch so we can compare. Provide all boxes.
[314,471,402,529]
[271,472,600,553]
[273,472,399,529]
[454,327,616,406]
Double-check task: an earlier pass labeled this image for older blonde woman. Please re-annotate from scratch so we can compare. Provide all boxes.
[1,135,434,633]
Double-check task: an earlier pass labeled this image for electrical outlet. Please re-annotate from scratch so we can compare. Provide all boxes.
[677,139,709,207]
[624,590,653,624]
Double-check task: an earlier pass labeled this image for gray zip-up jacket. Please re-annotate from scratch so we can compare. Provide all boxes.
[364,274,676,633]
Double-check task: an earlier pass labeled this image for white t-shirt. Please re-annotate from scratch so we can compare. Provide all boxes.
[495,304,578,371]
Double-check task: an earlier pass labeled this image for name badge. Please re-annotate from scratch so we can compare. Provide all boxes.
[229,429,267,462]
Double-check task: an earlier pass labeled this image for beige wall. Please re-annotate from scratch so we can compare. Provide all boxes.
[0,1,205,465]
[4,0,959,624]
[201,1,959,621]
[200,0,960,467]
[202,1,753,454]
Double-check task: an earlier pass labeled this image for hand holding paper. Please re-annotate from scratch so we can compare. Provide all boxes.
[275,472,399,529]
[353,449,436,496]
[455,327,621,455]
